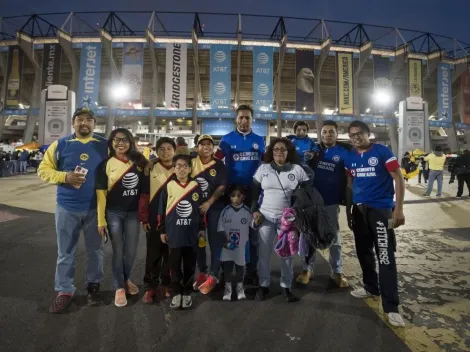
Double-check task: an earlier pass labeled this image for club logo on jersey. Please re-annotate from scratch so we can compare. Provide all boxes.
[122,172,139,196]
[252,143,259,150]
[233,154,240,161]
[368,157,378,166]
[229,231,240,246]
[196,177,209,192]
[351,170,356,177]
[288,173,295,181]
[241,218,247,224]
[209,169,217,177]
[80,153,89,161]
[192,193,199,202]
[176,200,193,225]
[332,155,340,163]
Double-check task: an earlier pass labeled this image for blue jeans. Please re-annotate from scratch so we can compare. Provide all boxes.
[425,170,444,196]
[106,210,141,289]
[258,215,294,289]
[20,161,28,172]
[197,203,224,277]
[302,204,343,274]
[55,205,104,294]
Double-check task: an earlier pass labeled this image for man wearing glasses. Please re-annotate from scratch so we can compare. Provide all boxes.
[38,108,108,313]
[344,120,406,327]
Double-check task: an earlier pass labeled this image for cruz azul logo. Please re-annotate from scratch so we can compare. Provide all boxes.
[368,157,378,166]
[176,200,192,225]
[122,173,139,196]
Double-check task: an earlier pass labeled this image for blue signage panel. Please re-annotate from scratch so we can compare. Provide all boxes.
[437,63,452,122]
[201,120,235,135]
[77,43,102,108]
[253,46,273,112]
[429,120,452,128]
[210,45,231,109]
[252,119,267,136]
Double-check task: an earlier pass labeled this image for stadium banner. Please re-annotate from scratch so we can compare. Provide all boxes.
[253,46,273,111]
[210,45,231,109]
[41,44,62,90]
[295,50,315,112]
[408,59,423,98]
[5,46,24,107]
[460,70,470,124]
[77,43,102,108]
[165,43,187,110]
[437,62,452,122]
[337,52,353,114]
[122,43,144,102]
[373,56,392,92]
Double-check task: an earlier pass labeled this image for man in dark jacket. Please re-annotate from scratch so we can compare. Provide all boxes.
[451,150,470,198]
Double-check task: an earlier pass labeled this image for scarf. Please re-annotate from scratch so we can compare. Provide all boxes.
[271,161,293,173]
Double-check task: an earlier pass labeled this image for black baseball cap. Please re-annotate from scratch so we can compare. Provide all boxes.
[73,107,95,120]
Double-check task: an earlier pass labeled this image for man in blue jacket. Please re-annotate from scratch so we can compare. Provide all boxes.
[38,108,108,313]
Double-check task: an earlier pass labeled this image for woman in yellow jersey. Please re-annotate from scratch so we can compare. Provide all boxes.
[95,128,147,307]
[400,152,418,183]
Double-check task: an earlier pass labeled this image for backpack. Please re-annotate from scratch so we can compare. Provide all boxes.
[291,182,337,250]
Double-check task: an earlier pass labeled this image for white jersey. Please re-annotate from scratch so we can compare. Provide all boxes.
[218,204,252,266]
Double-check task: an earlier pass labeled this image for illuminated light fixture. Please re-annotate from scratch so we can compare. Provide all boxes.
[373,90,392,105]
[335,108,338,112]
[163,101,166,107]
[19,103,24,109]
[234,103,238,108]
[366,108,371,113]
[198,103,202,108]
[303,107,306,111]
[323,108,335,115]
[111,84,129,100]
[138,121,142,125]
[169,121,173,126]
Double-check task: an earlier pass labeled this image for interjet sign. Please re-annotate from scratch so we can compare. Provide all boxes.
[438,63,452,122]
[77,43,102,108]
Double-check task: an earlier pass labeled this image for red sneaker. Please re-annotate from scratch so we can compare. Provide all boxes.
[49,293,73,313]
[142,289,157,304]
[193,273,207,290]
[199,275,217,295]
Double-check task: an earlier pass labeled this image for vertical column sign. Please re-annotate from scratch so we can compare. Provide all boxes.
[253,46,273,111]
[210,45,231,109]
[165,43,188,110]
[122,43,144,102]
[337,52,353,114]
[77,43,102,108]
[437,63,452,122]
[41,44,62,90]
[5,46,24,107]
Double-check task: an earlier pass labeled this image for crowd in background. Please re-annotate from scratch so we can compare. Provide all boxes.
[0,149,43,176]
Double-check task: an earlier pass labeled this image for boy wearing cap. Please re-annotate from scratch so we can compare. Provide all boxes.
[191,134,228,294]
[38,108,108,313]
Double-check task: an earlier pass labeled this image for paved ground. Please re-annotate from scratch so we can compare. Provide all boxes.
[0,173,469,351]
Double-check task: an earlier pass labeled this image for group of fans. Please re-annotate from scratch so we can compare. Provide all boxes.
[37,104,407,327]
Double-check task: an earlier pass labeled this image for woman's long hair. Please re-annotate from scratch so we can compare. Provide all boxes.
[108,128,147,169]
[263,137,301,165]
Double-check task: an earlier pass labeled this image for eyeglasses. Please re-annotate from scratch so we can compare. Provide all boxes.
[113,137,130,144]
[174,164,189,170]
[348,131,365,139]
[273,147,288,153]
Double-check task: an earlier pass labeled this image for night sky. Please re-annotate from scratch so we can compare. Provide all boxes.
[2,0,470,44]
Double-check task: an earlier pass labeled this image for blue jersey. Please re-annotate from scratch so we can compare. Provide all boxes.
[313,144,349,205]
[287,135,317,161]
[218,130,265,186]
[344,144,400,209]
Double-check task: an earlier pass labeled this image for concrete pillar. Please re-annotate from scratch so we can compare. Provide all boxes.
[353,42,373,117]
[146,29,158,134]
[0,53,7,141]
[276,35,287,137]
[57,30,79,93]
[314,38,331,140]
[191,30,200,135]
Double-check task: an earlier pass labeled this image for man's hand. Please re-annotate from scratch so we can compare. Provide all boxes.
[346,206,353,230]
[144,159,159,176]
[98,226,108,237]
[198,230,206,240]
[392,208,405,228]
[65,172,86,187]
[199,200,212,214]
[253,211,264,226]
[142,223,151,232]
[160,233,168,244]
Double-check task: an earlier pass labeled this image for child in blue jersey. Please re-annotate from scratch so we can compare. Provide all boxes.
[287,121,319,164]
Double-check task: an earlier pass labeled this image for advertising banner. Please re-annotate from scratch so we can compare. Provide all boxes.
[337,52,353,114]
[460,71,470,124]
[44,100,68,145]
[408,59,423,98]
[295,50,315,112]
[41,44,62,90]
[122,43,144,102]
[373,56,392,92]
[253,46,273,111]
[165,43,187,110]
[437,63,452,122]
[77,43,102,108]
[210,45,231,109]
[5,46,24,107]
[405,110,425,150]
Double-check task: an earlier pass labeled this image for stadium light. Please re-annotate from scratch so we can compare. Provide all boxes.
[373,89,392,106]
[111,84,129,100]
[366,108,371,113]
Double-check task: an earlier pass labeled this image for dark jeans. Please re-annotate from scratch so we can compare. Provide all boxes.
[352,205,399,313]
[222,261,245,283]
[457,174,470,196]
[169,246,198,296]
[197,203,224,277]
[418,169,429,184]
[143,228,170,290]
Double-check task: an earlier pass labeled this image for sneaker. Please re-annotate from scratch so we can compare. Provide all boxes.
[255,286,270,301]
[283,288,299,303]
[456,195,462,198]
[49,293,73,313]
[422,194,430,198]
[236,283,246,300]
[388,312,405,327]
[296,271,312,285]
[170,294,182,309]
[142,289,157,304]
[158,285,171,298]
[436,194,442,197]
[87,283,102,306]
[223,283,232,301]
[331,273,349,288]
[193,273,207,290]
[125,280,139,296]
[114,288,127,307]
[244,272,259,286]
[350,287,375,299]
[182,295,192,309]
[199,275,217,295]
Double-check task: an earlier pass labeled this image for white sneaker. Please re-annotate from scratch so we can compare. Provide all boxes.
[236,283,246,300]
[182,295,192,309]
[388,312,405,327]
[170,294,182,309]
[223,283,232,301]
[350,287,374,299]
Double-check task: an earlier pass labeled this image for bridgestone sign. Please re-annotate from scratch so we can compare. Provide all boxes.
[165,43,187,110]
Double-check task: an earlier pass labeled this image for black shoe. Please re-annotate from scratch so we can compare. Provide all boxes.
[255,286,269,301]
[283,288,299,303]
[244,272,259,286]
[87,283,102,306]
